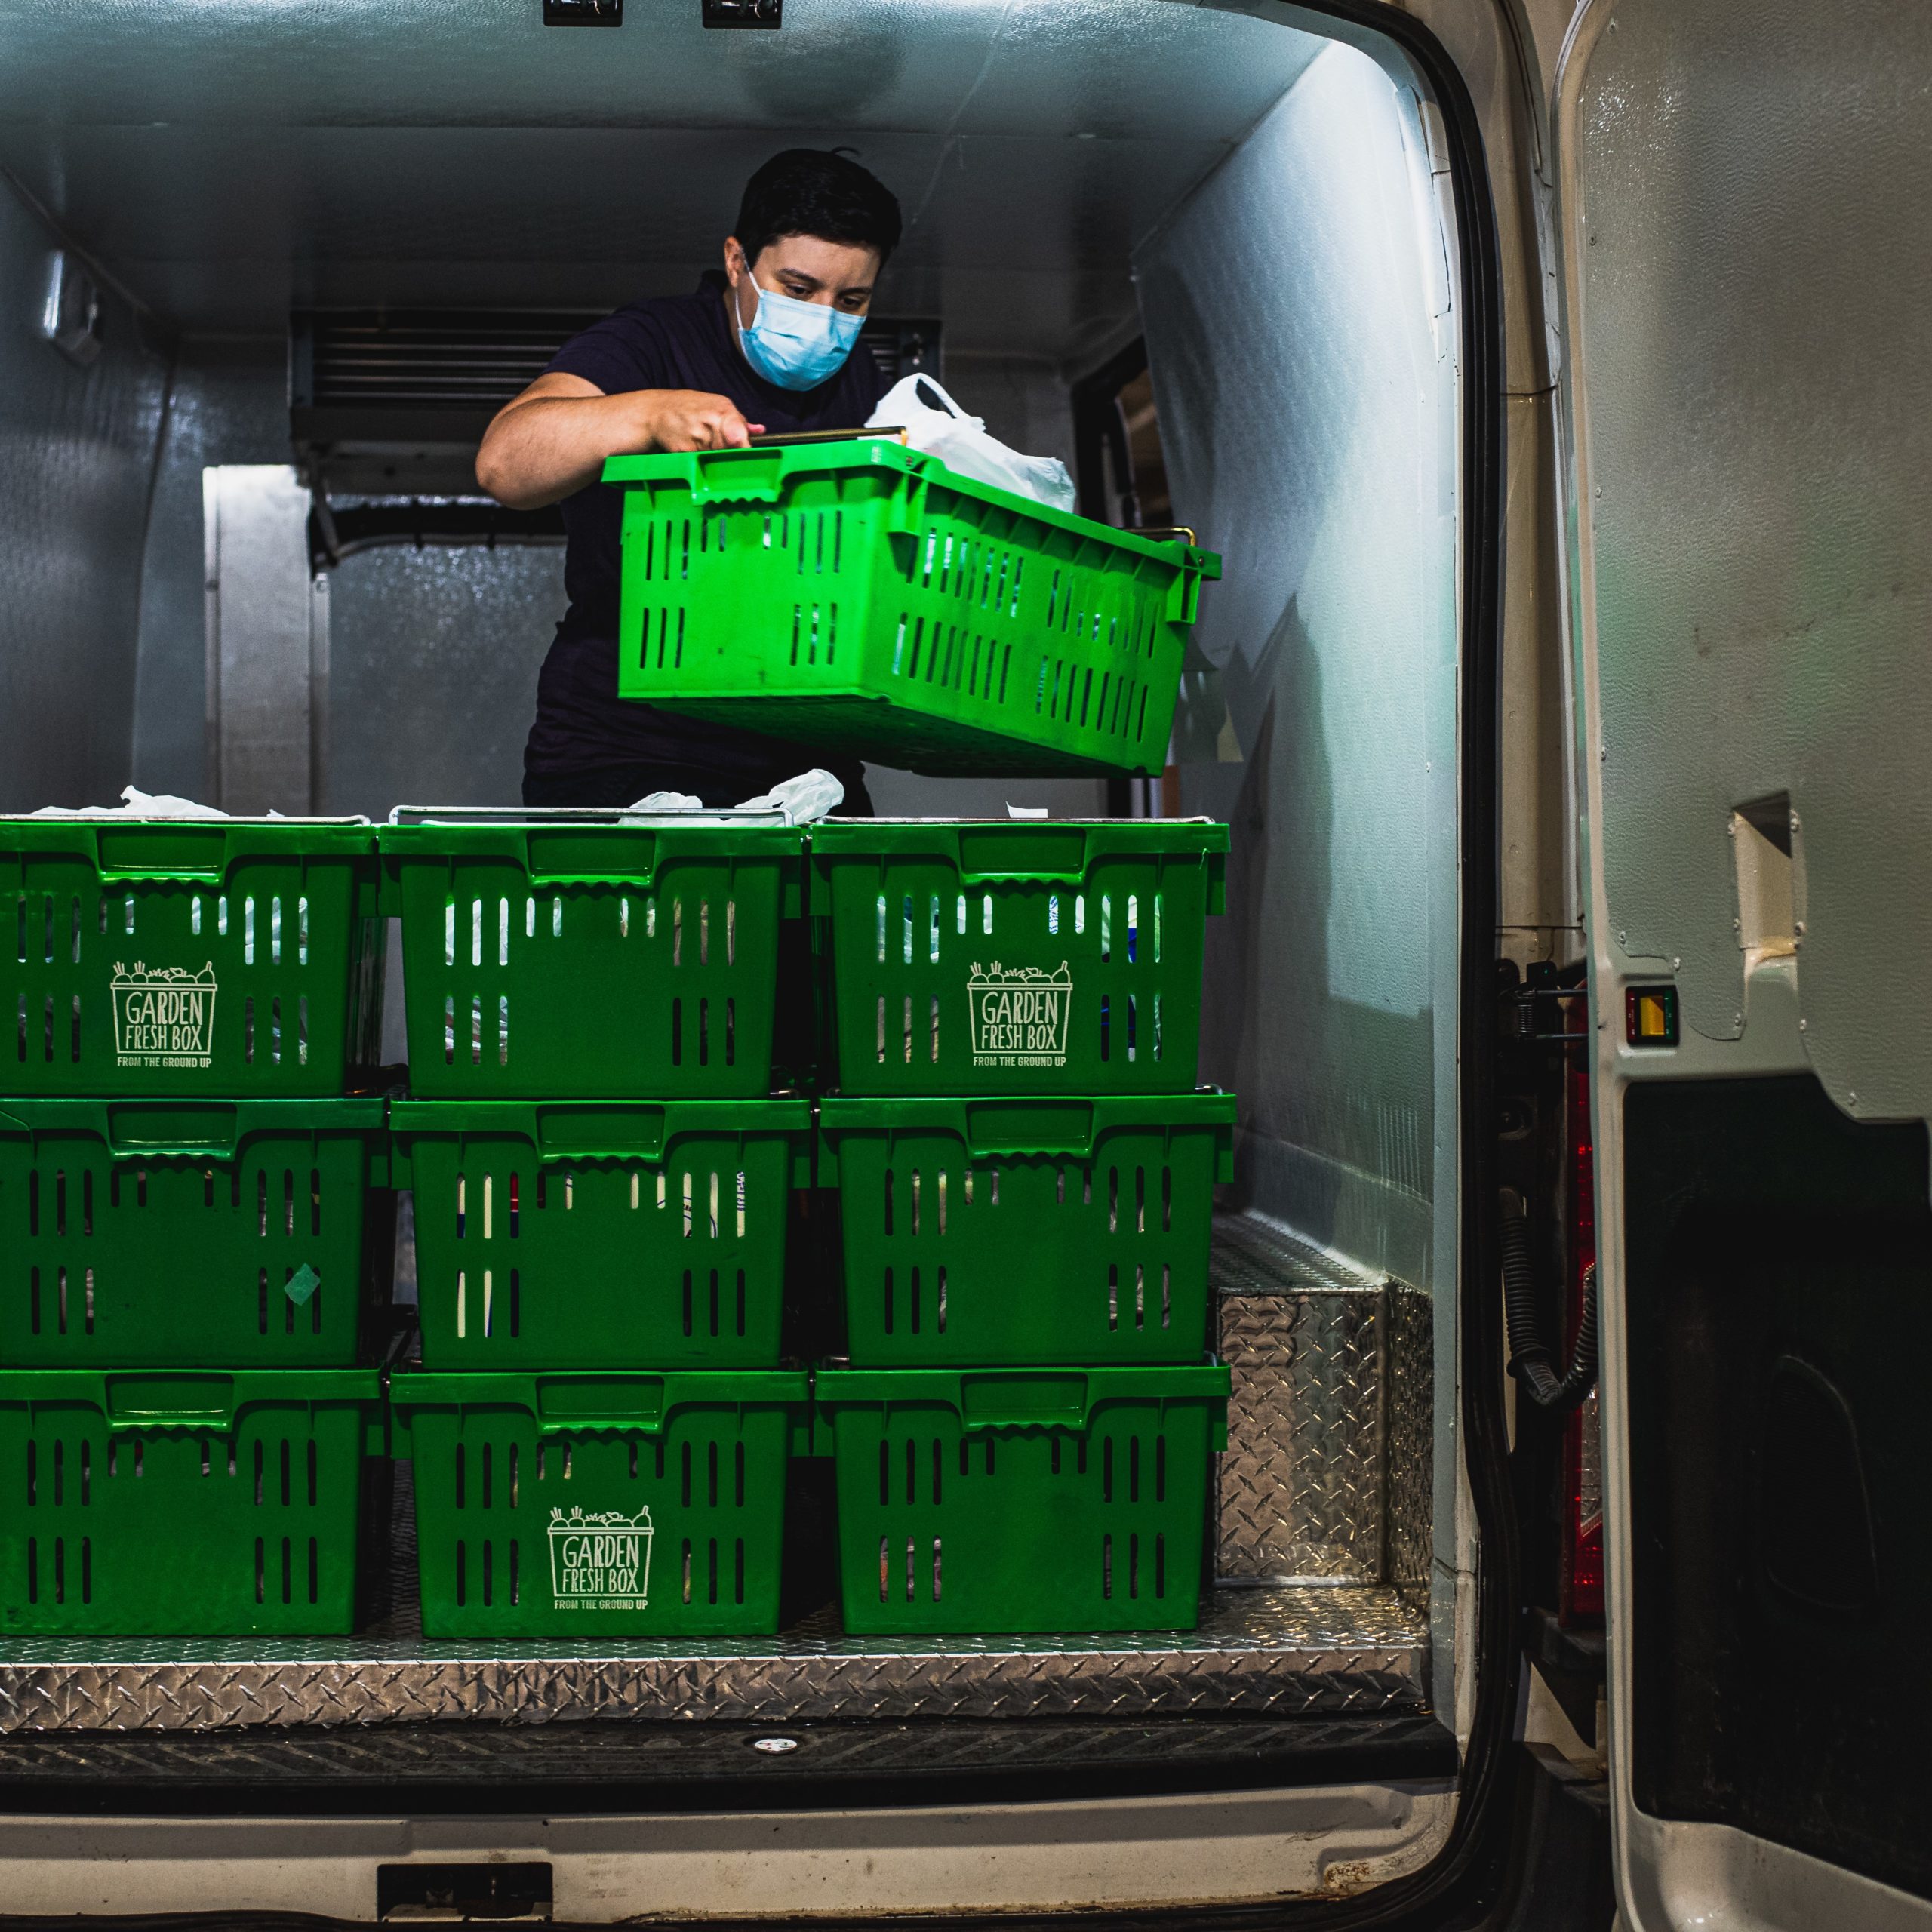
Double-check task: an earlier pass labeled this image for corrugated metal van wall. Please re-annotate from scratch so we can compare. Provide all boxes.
[0,182,169,811]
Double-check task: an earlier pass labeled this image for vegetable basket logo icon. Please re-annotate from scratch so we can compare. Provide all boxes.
[547,1503,654,1611]
[111,961,218,1068]
[968,959,1072,1066]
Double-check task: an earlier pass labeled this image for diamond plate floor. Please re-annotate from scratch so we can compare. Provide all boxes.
[0,1585,1427,1730]
[1211,1211,1433,1597]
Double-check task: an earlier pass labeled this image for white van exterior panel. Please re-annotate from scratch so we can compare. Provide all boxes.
[1559,0,1932,1922]
[0,1782,1456,1921]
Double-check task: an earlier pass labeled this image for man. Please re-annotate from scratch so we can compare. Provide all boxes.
[477,149,900,809]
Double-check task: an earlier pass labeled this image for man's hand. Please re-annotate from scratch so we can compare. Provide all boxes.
[475,374,768,509]
[643,389,765,451]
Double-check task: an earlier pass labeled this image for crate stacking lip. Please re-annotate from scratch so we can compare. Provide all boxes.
[0,1368,383,1636]
[390,1100,812,1371]
[814,1364,1229,1635]
[381,820,803,1100]
[811,820,1227,1097]
[392,1370,810,1638]
[820,1092,1235,1367]
[605,439,1220,778]
[2,819,383,1098]
[0,1098,388,1368]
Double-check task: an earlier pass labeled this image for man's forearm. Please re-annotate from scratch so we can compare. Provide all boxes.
[475,393,651,511]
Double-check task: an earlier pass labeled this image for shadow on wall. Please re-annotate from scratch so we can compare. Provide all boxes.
[1195,595,1435,1283]
[1133,242,1367,709]
[1139,40,1454,1287]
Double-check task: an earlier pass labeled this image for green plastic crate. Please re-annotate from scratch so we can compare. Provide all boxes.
[0,1368,383,1635]
[392,1369,810,1638]
[391,1100,811,1370]
[0,1098,389,1367]
[814,1364,1229,1635]
[811,820,1227,1096]
[2,818,383,1097]
[820,1093,1234,1368]
[605,439,1220,777]
[382,820,803,1100]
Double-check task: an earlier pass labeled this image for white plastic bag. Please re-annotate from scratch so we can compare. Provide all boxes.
[624,789,704,813]
[867,375,1076,514]
[620,770,844,826]
[737,768,845,826]
[29,785,228,820]
[119,785,231,820]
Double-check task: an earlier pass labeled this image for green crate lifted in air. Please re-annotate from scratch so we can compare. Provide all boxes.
[810,820,1227,1096]
[382,819,804,1100]
[0,1368,383,1636]
[391,1368,811,1639]
[819,1091,1235,1367]
[2,818,383,1098]
[814,1363,1229,1635]
[605,438,1220,777]
[0,1098,389,1367]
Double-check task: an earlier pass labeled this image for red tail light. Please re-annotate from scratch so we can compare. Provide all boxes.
[1560,1054,1604,1622]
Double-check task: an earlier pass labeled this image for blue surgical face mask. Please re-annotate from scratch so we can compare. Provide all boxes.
[736,275,865,392]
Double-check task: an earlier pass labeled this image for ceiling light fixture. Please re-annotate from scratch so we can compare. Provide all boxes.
[703,0,781,28]
[543,0,622,23]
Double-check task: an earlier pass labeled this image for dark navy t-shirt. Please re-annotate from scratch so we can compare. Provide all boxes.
[525,271,884,783]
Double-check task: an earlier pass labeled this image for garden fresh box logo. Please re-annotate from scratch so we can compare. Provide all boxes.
[968,961,1072,1067]
[112,961,218,1069]
[547,1504,654,1612]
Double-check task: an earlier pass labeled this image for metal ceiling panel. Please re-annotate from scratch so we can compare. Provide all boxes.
[6,128,1226,271]
[0,0,1321,356]
[0,0,1316,140]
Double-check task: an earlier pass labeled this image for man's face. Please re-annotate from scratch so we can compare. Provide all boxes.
[724,232,882,330]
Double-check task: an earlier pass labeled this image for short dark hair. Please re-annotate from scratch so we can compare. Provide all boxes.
[734,148,902,269]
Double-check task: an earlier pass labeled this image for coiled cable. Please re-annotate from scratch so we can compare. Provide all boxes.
[1500,1188,1598,1411]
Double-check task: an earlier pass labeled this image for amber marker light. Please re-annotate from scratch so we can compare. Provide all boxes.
[1624,985,1678,1048]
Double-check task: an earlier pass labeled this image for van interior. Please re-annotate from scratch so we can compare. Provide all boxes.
[0,0,1485,1886]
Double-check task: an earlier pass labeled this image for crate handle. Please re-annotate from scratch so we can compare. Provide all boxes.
[523,826,657,884]
[955,825,1091,882]
[961,1099,1094,1158]
[685,447,786,503]
[958,1370,1091,1433]
[103,1372,238,1430]
[536,1374,667,1435]
[103,1102,240,1157]
[94,824,229,879]
[533,1106,669,1161]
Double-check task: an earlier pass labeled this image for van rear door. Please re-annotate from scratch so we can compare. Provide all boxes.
[1555,0,1932,1925]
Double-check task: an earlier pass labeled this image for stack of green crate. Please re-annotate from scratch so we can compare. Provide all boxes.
[0,817,388,1635]
[380,816,812,1637]
[809,820,1235,1634]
